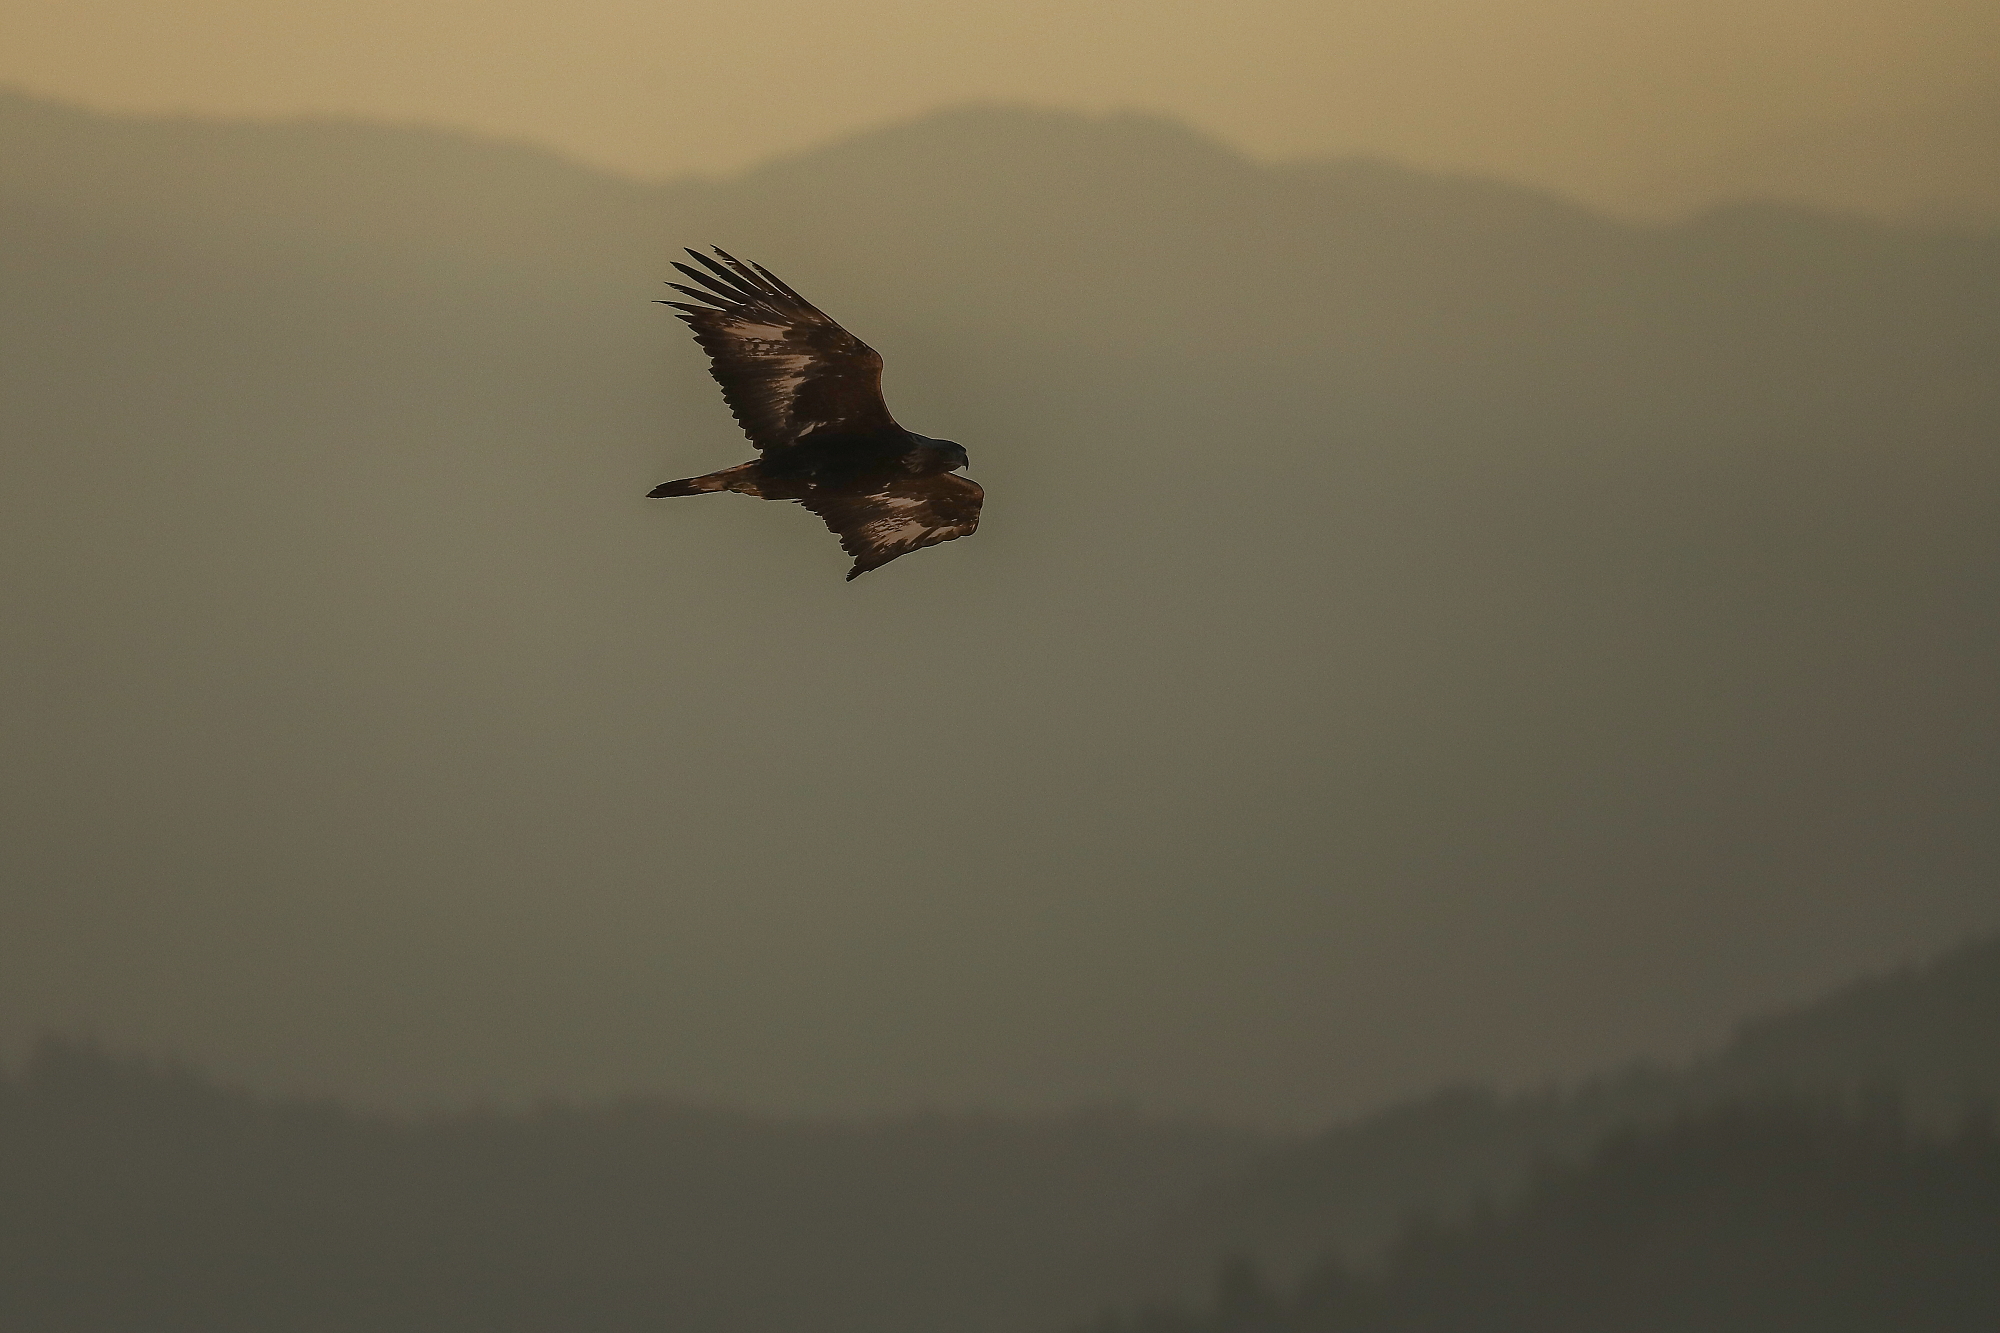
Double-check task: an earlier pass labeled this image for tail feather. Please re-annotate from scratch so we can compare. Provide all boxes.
[648,461,763,498]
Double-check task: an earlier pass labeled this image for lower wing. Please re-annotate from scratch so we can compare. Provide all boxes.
[801,473,984,580]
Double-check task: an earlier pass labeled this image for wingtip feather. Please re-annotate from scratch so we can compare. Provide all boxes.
[690,247,769,301]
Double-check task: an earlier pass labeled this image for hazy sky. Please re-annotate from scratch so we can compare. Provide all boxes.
[3,7,1997,1127]
[4,86,1997,1122]
[5,0,1999,216]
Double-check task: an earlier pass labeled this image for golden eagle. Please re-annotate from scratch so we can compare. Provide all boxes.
[649,248,982,580]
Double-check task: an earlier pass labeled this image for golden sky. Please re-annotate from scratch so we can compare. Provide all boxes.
[4,1,1997,210]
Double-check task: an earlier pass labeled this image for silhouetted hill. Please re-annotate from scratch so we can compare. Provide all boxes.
[1126,934,2000,1291]
[0,1040,1266,1333]
[0,941,1994,1331]
[1092,1101,2000,1333]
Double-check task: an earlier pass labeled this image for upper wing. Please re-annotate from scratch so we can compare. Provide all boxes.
[661,248,896,455]
[801,473,984,581]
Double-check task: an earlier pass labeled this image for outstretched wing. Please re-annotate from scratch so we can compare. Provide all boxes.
[661,248,895,454]
[801,473,984,581]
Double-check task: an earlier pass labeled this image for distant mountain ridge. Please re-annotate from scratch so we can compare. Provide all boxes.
[0,86,648,256]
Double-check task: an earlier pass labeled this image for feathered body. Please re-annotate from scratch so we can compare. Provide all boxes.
[650,248,982,580]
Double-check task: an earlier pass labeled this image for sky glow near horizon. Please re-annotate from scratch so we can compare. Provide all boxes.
[3,0,1998,217]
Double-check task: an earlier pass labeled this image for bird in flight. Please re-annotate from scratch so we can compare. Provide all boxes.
[649,248,982,580]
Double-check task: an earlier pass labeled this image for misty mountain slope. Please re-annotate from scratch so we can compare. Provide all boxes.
[1,942,1990,1333]
[0,88,655,260]
[1123,933,2000,1291]
[1096,1102,2000,1333]
[0,90,1995,1129]
[1697,929,2000,1100]
[0,1041,1269,1333]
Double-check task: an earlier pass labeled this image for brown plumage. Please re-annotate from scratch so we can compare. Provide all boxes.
[649,248,982,581]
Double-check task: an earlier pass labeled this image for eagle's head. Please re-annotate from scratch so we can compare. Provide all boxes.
[923,438,972,472]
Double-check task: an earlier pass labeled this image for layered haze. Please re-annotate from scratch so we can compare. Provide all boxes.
[3,0,1999,222]
[1,90,1997,1125]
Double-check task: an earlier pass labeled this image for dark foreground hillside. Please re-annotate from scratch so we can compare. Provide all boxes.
[1127,933,2000,1291]
[0,1041,1265,1333]
[1,940,1993,1333]
[1093,1102,2000,1333]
